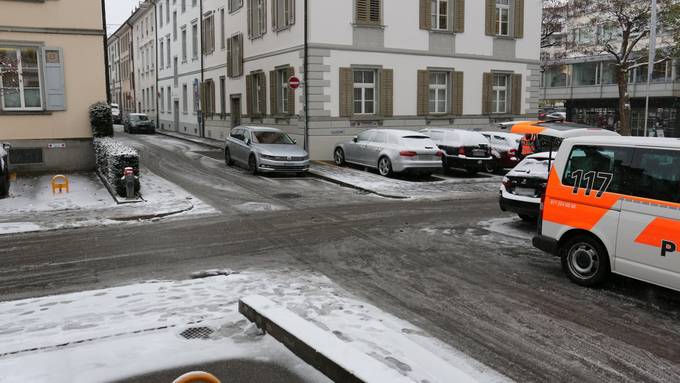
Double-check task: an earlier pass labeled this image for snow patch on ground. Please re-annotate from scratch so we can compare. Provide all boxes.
[0,269,509,383]
[233,202,288,213]
[0,222,43,235]
[479,217,535,241]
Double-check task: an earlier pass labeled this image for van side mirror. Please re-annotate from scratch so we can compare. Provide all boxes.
[352,136,358,143]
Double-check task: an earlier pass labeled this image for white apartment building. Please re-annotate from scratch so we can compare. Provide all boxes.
[108,24,133,114]
[130,1,157,124]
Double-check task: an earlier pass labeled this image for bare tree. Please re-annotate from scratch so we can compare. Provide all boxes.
[542,0,567,49]
[566,0,680,136]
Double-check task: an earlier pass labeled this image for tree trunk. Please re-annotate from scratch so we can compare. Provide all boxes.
[616,68,632,136]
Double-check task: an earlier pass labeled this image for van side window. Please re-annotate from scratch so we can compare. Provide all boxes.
[629,149,680,203]
[562,146,633,195]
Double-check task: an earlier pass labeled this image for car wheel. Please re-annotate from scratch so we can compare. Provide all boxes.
[0,174,7,199]
[561,235,611,287]
[248,155,258,175]
[518,214,536,222]
[377,156,392,177]
[334,148,346,166]
[485,160,497,174]
[224,147,234,166]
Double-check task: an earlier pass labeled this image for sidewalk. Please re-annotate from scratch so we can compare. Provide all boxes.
[156,129,224,150]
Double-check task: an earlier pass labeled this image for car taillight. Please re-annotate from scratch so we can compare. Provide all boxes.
[458,147,466,155]
[399,151,417,157]
[435,150,444,158]
[502,176,513,189]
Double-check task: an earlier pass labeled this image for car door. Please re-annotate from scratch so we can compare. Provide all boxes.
[616,147,680,291]
[229,128,247,165]
[347,130,375,165]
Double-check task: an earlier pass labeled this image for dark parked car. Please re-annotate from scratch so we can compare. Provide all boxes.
[420,128,491,174]
[0,143,10,198]
[480,132,522,173]
[124,113,155,134]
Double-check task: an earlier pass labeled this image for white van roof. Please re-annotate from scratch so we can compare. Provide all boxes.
[564,136,680,149]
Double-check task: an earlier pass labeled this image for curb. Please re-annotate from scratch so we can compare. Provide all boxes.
[309,162,407,199]
[156,130,224,150]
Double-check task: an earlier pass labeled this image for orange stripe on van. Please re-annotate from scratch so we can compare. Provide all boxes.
[635,217,680,248]
[510,124,546,135]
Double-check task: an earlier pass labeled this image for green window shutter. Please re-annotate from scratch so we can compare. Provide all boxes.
[485,0,495,36]
[419,0,431,30]
[269,70,277,115]
[246,74,253,116]
[451,71,464,116]
[511,73,522,115]
[417,70,429,116]
[43,48,66,111]
[380,68,393,117]
[482,72,492,115]
[258,73,267,116]
[453,0,465,33]
[339,67,353,117]
[514,0,524,38]
[287,66,295,115]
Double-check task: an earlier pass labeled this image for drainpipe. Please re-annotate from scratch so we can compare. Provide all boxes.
[303,0,309,152]
[151,0,159,128]
[199,0,205,138]
[101,0,111,104]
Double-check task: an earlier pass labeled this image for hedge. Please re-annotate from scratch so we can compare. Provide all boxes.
[93,138,140,197]
[89,101,114,137]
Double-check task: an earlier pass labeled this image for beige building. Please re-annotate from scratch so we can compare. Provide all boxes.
[0,0,107,171]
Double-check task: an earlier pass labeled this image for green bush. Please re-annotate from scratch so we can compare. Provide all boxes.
[89,101,114,137]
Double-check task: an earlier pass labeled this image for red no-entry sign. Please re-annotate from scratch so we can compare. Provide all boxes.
[288,76,301,89]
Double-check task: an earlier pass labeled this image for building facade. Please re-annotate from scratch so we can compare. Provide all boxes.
[0,0,107,171]
[108,23,134,115]
[130,2,157,124]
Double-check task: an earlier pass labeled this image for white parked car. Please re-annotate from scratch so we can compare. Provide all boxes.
[499,152,556,221]
[420,128,492,174]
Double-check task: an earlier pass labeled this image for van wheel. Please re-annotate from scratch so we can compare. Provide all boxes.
[561,235,610,287]
[378,156,392,177]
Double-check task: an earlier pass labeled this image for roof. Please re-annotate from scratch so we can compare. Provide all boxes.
[241,126,284,132]
[564,136,680,149]
[128,113,147,116]
[369,129,426,136]
[510,120,619,138]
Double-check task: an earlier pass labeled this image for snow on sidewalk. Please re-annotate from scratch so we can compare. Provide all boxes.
[0,268,509,383]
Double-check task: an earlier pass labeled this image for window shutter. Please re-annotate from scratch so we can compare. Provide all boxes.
[482,72,492,115]
[247,1,252,38]
[419,0,431,30]
[380,69,393,117]
[272,0,278,30]
[514,0,524,38]
[269,70,277,115]
[369,0,381,25]
[238,34,244,76]
[451,71,464,115]
[227,37,233,77]
[485,0,495,36]
[258,73,267,116]
[511,73,522,115]
[339,67,353,117]
[453,0,465,33]
[246,74,253,116]
[287,66,295,115]
[288,0,295,26]
[356,0,369,24]
[417,70,428,116]
[262,0,268,34]
[43,48,66,111]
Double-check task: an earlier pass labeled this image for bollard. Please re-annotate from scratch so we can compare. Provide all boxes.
[51,175,69,194]
[172,371,220,383]
[122,167,136,199]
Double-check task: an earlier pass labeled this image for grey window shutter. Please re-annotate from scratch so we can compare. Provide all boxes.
[339,67,353,117]
[247,1,252,38]
[485,0,495,36]
[287,66,295,115]
[482,72,492,115]
[514,0,524,38]
[511,73,522,115]
[258,72,267,116]
[272,0,278,30]
[417,70,429,116]
[43,48,66,111]
[453,0,465,33]
[380,68,393,117]
[238,34,244,76]
[419,0,431,30]
[227,37,233,77]
[263,0,268,34]
[246,74,253,116]
[288,0,295,26]
[269,70,277,115]
[451,71,464,115]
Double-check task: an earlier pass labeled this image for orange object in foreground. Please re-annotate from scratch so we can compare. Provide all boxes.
[172,371,221,383]
[51,175,69,194]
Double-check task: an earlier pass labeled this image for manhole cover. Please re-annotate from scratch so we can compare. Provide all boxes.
[179,326,214,339]
[273,193,302,199]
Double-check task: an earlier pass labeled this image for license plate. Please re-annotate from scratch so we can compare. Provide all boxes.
[514,187,536,197]
[472,149,486,157]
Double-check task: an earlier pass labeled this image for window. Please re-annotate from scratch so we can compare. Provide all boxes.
[353,69,376,115]
[192,23,198,59]
[600,62,617,84]
[562,146,634,195]
[193,80,199,112]
[492,73,508,114]
[172,11,178,40]
[181,0,186,13]
[544,65,569,88]
[220,9,225,50]
[629,149,680,203]
[252,72,264,114]
[159,4,164,27]
[182,84,188,113]
[167,86,172,113]
[192,0,197,6]
[173,57,178,87]
[227,34,243,77]
[277,67,289,114]
[495,0,510,36]
[572,62,598,86]
[229,0,243,12]
[166,0,170,24]
[428,72,448,114]
[220,76,226,115]
[202,14,215,54]
[431,0,449,31]
[355,0,381,26]
[166,36,171,68]
[248,0,267,38]
[0,47,42,110]
[273,0,295,31]
[204,79,215,115]
[160,87,165,112]
[181,27,187,62]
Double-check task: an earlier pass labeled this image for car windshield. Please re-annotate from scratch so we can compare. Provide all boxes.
[130,115,148,121]
[252,131,294,144]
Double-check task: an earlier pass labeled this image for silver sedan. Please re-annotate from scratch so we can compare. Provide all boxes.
[333,129,443,177]
[224,126,309,175]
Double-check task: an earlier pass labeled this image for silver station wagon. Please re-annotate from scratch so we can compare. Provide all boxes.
[333,129,443,177]
[224,126,309,175]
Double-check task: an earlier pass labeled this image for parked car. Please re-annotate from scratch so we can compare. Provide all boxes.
[111,103,121,124]
[499,152,556,221]
[333,129,443,177]
[224,126,309,175]
[124,113,155,134]
[0,143,10,198]
[420,128,491,174]
[480,132,522,173]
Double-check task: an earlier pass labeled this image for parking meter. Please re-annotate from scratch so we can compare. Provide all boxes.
[122,167,136,199]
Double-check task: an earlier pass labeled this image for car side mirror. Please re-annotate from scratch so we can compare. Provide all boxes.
[352,136,358,143]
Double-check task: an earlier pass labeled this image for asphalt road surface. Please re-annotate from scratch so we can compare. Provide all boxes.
[1,129,679,382]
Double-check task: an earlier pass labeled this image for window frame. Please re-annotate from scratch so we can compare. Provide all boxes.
[431,0,450,31]
[495,0,510,37]
[353,69,377,115]
[0,46,44,111]
[492,73,508,114]
[249,0,267,39]
[229,0,243,13]
[277,67,289,114]
[428,71,449,115]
